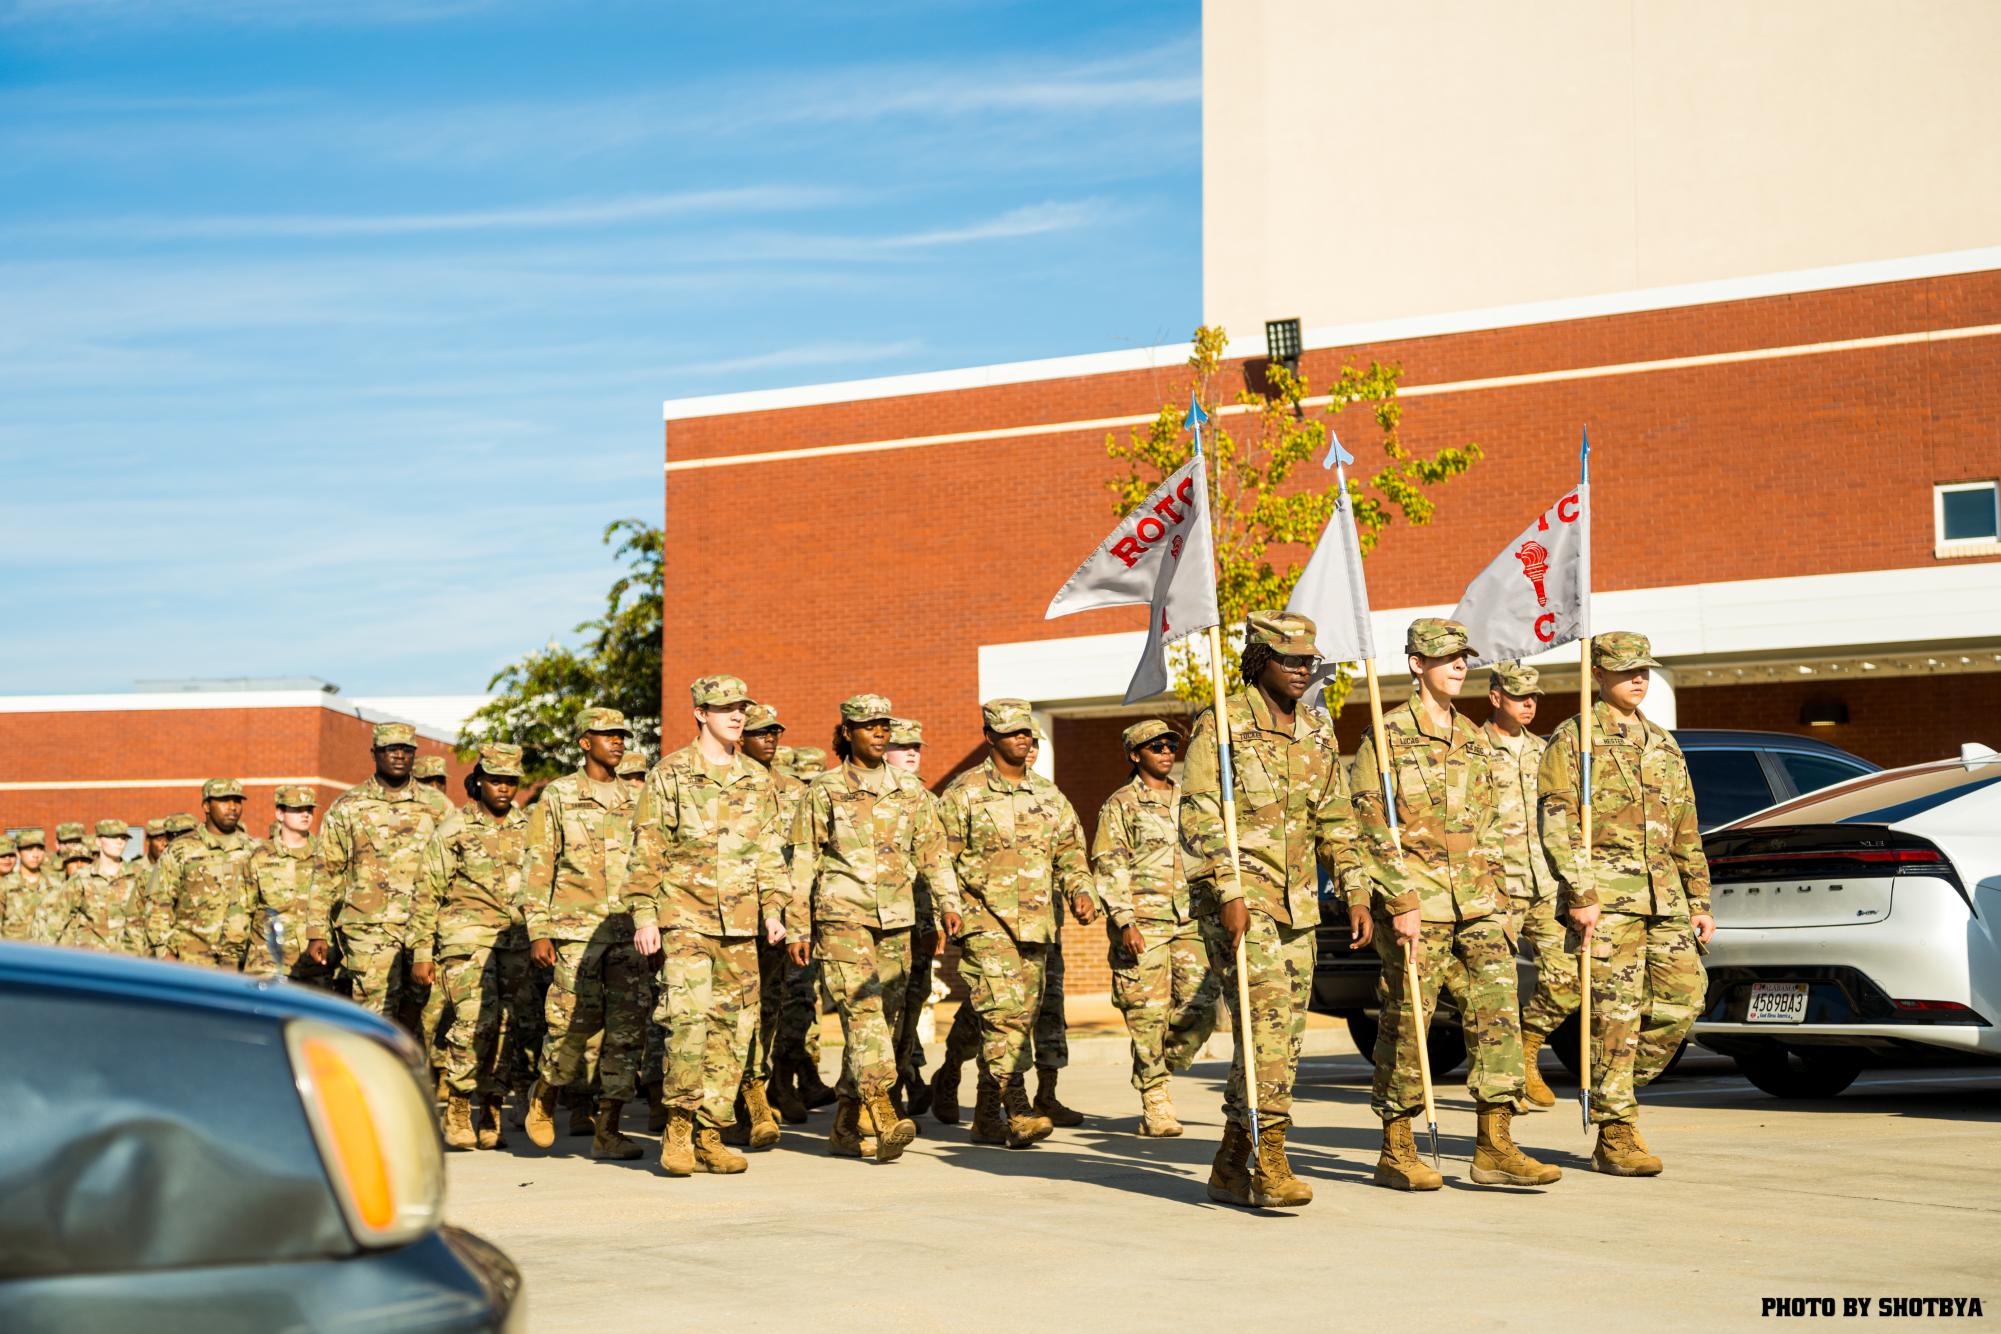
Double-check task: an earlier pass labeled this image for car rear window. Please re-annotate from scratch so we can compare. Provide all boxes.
[1735,763,2001,828]
[1778,751,1875,798]
[1684,748,1778,828]
[0,989,352,1278]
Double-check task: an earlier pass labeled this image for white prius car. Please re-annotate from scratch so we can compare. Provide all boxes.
[1693,745,2001,1098]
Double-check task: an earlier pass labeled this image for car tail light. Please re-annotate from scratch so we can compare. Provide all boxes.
[286,1019,443,1248]
[1892,999,1991,1024]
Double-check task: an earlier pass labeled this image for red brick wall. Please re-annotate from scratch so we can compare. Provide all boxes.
[1676,675,2001,770]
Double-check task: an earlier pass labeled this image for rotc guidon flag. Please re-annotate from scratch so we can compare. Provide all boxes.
[1283,437,1377,669]
[1450,481,1591,668]
[1046,453,1221,702]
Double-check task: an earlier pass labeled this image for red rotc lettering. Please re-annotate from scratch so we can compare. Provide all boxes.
[1110,474,1202,568]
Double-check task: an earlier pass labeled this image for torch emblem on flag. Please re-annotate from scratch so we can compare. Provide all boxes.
[1516,540,1550,607]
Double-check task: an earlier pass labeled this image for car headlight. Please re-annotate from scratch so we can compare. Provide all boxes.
[285,1018,444,1248]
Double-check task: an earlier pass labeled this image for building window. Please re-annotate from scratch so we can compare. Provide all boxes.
[1935,480,2001,558]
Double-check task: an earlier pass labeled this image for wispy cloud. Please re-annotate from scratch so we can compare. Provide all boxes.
[880,199,1106,249]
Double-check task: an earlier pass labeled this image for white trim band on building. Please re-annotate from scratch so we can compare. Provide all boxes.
[0,691,462,745]
[0,777,345,793]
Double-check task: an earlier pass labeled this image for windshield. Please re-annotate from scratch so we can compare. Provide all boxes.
[1733,761,2001,827]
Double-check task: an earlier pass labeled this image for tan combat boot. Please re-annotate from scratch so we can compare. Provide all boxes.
[1471,1101,1562,1185]
[443,1092,477,1150]
[591,1099,643,1161]
[1205,1121,1254,1206]
[1592,1121,1664,1176]
[829,1096,866,1157]
[742,1080,782,1149]
[477,1095,506,1150]
[659,1107,696,1176]
[930,1053,966,1125]
[1139,1085,1183,1138]
[861,1087,918,1164]
[1032,1066,1084,1127]
[693,1125,749,1174]
[1521,1031,1557,1109]
[967,1075,1008,1145]
[643,1079,667,1135]
[565,1088,595,1137]
[999,1075,1054,1149]
[1251,1121,1314,1207]
[523,1080,563,1150]
[1372,1112,1444,1191]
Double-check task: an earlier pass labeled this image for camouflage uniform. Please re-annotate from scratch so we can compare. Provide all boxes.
[249,785,331,983]
[626,681,790,1131]
[937,705,1092,1087]
[35,856,87,945]
[148,782,262,971]
[775,744,831,1075]
[2,833,55,943]
[414,745,531,1098]
[53,822,88,871]
[0,836,18,942]
[518,713,647,1105]
[745,707,807,1087]
[882,719,943,1091]
[1539,632,1710,1127]
[1353,625,1524,1121]
[308,724,456,1020]
[144,813,198,955]
[789,695,959,1103]
[61,821,147,955]
[1182,626,1365,1135]
[1094,724,1219,1094]
[1480,664,1578,1040]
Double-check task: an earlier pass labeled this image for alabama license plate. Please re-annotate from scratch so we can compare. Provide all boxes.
[1746,981,1810,1024]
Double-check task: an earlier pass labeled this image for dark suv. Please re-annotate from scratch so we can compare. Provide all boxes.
[1312,729,1879,1070]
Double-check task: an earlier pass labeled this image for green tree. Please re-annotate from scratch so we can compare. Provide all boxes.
[1108,325,1482,710]
[459,518,663,782]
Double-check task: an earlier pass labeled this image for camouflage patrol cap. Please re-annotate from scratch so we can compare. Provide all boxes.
[60,844,90,865]
[412,755,447,780]
[790,746,829,777]
[1246,610,1319,656]
[477,742,527,778]
[94,819,128,838]
[840,693,894,723]
[1122,719,1177,752]
[575,705,634,736]
[1593,631,1662,672]
[371,721,417,749]
[888,718,923,747]
[56,822,85,842]
[616,751,648,777]
[14,828,46,848]
[1487,661,1545,697]
[274,784,319,809]
[1406,617,1474,658]
[743,703,784,734]
[202,778,245,800]
[689,675,752,709]
[0,836,13,856]
[144,818,167,836]
[164,813,195,835]
[981,698,1034,734]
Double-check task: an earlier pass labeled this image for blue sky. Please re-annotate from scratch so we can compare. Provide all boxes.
[0,0,1199,696]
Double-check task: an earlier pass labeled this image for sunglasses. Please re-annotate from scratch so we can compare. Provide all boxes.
[1274,653,1322,672]
[1141,737,1181,754]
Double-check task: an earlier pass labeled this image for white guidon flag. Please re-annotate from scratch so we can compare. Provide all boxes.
[1450,482,1591,668]
[1046,453,1221,703]
[1283,450,1376,669]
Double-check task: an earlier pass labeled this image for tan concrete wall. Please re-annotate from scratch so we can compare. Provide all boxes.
[1203,0,2001,336]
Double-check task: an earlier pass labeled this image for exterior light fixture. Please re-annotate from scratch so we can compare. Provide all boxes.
[1800,699,1849,727]
[1265,318,1303,375]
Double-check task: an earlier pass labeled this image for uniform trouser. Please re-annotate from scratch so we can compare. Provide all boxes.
[1586,912,1704,1125]
[744,938,790,1083]
[819,922,913,1098]
[336,923,419,1024]
[538,936,649,1104]
[777,955,825,1072]
[1111,917,1220,1092]
[510,951,551,1089]
[955,930,1049,1080]
[1516,894,1583,1040]
[1370,914,1526,1119]
[1200,910,1313,1131]
[1031,939,1068,1070]
[436,946,508,1096]
[895,925,938,1083]
[658,930,760,1128]
[176,941,248,973]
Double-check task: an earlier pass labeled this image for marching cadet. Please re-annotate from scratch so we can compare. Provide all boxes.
[932,699,1091,1149]
[1353,619,1559,1192]
[142,817,169,872]
[164,812,196,845]
[413,743,531,1152]
[148,779,261,970]
[883,717,940,1116]
[1481,662,1573,1109]
[1182,612,1367,1208]
[53,821,88,867]
[517,707,648,1161]
[626,677,791,1178]
[1023,724,1089,1128]
[61,820,144,955]
[1094,719,1217,1137]
[617,751,649,786]
[789,694,960,1162]
[1538,631,1712,1176]
[5,832,57,943]
[414,755,450,793]
[251,786,329,984]
[728,704,801,1145]
[0,834,15,882]
[38,844,92,944]
[306,723,454,1024]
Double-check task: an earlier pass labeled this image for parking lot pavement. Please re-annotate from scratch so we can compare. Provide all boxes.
[445,1041,2000,1332]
